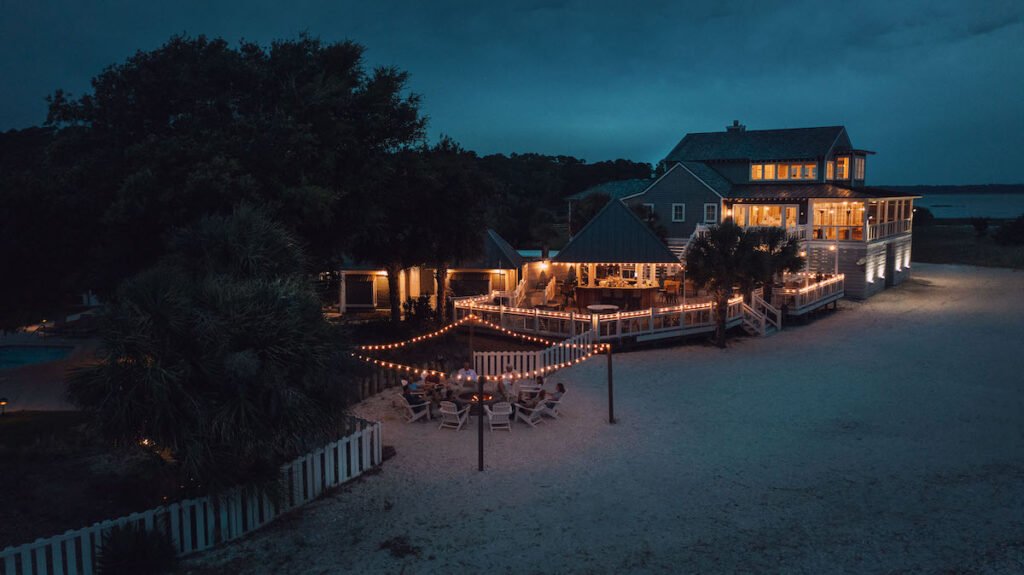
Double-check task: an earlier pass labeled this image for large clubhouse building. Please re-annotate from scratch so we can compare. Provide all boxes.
[572,122,918,299]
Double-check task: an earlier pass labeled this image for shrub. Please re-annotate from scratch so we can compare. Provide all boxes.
[994,215,1024,245]
[970,217,989,237]
[912,206,935,227]
[97,525,178,575]
[402,294,434,326]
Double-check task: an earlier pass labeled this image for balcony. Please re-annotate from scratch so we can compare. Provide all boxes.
[867,219,912,241]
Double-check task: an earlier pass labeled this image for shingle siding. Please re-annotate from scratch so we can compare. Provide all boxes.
[623,164,721,240]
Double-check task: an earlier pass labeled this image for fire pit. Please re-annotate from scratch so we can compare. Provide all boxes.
[457,391,499,415]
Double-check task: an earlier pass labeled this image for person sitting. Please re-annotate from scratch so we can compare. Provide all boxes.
[455,362,478,387]
[401,380,427,410]
[545,383,566,409]
[498,364,520,401]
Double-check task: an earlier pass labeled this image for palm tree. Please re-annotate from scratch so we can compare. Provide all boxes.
[685,220,750,348]
[69,206,349,491]
[748,227,805,303]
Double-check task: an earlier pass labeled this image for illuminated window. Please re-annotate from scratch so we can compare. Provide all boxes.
[777,164,790,180]
[764,163,776,179]
[803,164,817,179]
[671,203,685,222]
[836,157,850,179]
[854,157,865,180]
[751,164,764,180]
[827,161,835,180]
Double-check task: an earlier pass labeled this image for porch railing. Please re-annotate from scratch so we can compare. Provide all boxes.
[867,219,912,241]
[771,274,845,314]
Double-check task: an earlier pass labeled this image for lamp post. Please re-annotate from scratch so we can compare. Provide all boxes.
[477,376,484,471]
[0,397,7,416]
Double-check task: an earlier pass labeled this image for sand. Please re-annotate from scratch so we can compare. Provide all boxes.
[182,263,1024,574]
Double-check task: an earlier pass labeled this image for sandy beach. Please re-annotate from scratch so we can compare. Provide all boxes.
[182,263,1024,574]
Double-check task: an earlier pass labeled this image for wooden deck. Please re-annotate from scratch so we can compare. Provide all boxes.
[455,273,844,344]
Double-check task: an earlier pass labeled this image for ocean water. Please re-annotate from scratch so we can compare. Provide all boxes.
[916,193,1024,219]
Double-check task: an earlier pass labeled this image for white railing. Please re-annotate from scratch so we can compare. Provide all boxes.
[867,219,912,241]
[511,279,526,308]
[741,302,767,336]
[589,296,744,341]
[772,274,845,313]
[474,329,597,378]
[543,276,557,305]
[455,294,744,342]
[753,294,783,331]
[0,421,383,575]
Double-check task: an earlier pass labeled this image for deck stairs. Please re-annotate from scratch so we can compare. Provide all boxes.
[668,224,712,262]
[740,293,783,337]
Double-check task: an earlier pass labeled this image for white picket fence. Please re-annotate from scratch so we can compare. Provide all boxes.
[0,420,383,575]
[474,329,597,378]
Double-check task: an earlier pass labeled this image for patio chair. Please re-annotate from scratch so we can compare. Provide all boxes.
[540,392,566,419]
[400,395,431,423]
[517,384,541,402]
[438,401,470,431]
[484,402,513,432]
[514,402,545,428]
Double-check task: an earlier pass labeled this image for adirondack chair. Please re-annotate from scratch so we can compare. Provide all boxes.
[484,402,513,432]
[438,401,470,431]
[514,402,545,428]
[540,392,565,419]
[400,395,431,423]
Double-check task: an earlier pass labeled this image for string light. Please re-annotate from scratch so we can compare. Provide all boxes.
[357,316,474,350]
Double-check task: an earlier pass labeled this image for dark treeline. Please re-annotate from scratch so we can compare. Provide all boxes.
[0,34,649,330]
[882,184,1024,195]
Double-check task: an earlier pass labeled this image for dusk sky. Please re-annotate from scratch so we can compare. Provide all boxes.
[2,0,1022,185]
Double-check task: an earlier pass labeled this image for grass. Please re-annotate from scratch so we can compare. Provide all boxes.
[912,224,1024,269]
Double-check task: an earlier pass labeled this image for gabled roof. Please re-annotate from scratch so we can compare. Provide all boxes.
[565,178,653,202]
[727,184,921,200]
[554,198,679,264]
[665,126,847,163]
[680,161,732,195]
[458,229,526,269]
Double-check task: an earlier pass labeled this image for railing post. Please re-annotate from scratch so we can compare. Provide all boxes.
[534,308,540,333]
[649,307,655,334]
[499,304,505,328]
[569,311,575,336]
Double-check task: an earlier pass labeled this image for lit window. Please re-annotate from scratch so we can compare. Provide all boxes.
[827,161,835,180]
[671,203,685,222]
[804,164,817,179]
[836,157,850,179]
[751,164,764,180]
[704,203,718,223]
[855,157,865,180]
[764,164,776,179]
[777,164,790,180]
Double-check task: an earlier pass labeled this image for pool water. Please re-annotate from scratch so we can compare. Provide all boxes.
[0,345,73,370]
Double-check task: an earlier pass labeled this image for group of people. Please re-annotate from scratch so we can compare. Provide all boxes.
[401,361,565,414]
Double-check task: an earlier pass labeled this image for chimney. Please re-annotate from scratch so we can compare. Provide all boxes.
[726,120,746,132]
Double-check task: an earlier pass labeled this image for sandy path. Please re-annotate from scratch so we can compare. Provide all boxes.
[183,264,1024,574]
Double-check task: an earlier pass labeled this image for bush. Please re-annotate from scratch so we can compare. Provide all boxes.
[912,206,935,227]
[970,217,989,237]
[994,215,1024,245]
[402,294,434,326]
[97,525,177,575]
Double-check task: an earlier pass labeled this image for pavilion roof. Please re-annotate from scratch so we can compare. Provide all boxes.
[554,199,679,264]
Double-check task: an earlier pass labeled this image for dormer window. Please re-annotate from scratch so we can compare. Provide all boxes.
[750,162,816,181]
[854,157,865,180]
[835,157,850,179]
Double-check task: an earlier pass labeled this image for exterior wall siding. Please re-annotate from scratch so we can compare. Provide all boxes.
[623,164,721,239]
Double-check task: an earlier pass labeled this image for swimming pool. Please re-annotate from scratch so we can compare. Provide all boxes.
[0,345,73,370]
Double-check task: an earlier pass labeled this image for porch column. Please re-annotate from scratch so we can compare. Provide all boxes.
[588,263,596,287]
[338,271,346,315]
